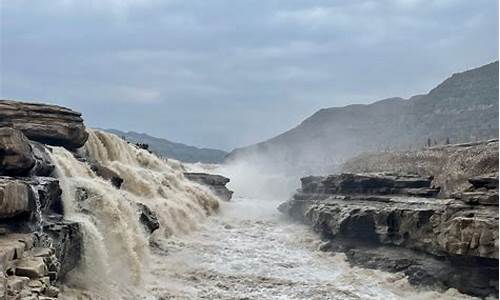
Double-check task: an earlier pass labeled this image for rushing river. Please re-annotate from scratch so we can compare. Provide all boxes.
[144,196,476,300]
[54,130,477,300]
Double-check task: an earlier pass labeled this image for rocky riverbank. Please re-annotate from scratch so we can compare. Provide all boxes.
[0,99,233,299]
[279,172,499,297]
[0,100,88,299]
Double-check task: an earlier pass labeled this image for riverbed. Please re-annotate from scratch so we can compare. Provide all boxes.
[144,196,476,300]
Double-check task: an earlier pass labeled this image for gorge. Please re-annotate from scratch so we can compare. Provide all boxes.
[0,62,498,300]
[0,98,497,300]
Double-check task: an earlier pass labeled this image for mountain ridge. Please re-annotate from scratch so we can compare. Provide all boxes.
[105,129,227,164]
[226,61,499,174]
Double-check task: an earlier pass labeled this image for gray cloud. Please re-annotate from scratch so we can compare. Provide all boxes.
[1,0,498,150]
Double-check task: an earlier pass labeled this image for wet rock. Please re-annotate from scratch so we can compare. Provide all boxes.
[184,172,234,201]
[0,99,89,149]
[0,177,32,219]
[43,217,82,279]
[44,285,59,297]
[90,162,123,188]
[469,172,498,190]
[6,275,30,293]
[30,142,55,177]
[137,202,160,234]
[280,172,499,297]
[14,257,48,278]
[0,176,63,226]
[318,241,333,252]
[344,246,498,297]
[0,127,35,176]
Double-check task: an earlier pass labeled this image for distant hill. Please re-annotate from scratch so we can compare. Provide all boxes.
[226,61,499,174]
[105,129,227,164]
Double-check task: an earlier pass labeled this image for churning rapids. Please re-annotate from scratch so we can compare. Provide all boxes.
[45,130,476,300]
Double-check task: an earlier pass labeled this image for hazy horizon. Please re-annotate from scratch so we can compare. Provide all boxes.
[1,0,498,151]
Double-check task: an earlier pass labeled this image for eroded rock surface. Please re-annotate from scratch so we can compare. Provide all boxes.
[0,100,87,298]
[279,172,499,297]
[0,234,62,299]
[0,99,88,149]
[0,177,32,219]
[0,128,36,176]
[184,172,234,201]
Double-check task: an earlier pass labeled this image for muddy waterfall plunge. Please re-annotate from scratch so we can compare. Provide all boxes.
[24,129,476,299]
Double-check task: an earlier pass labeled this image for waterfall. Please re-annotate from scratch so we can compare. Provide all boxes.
[29,185,44,234]
[49,129,220,298]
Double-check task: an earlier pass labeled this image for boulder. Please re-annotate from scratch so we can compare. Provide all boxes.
[0,100,88,149]
[137,202,160,234]
[14,257,48,278]
[468,173,498,190]
[0,177,32,219]
[0,128,35,176]
[90,163,123,188]
[184,172,233,201]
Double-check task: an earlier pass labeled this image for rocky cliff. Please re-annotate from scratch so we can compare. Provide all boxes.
[0,99,232,299]
[0,100,88,299]
[279,172,499,297]
[227,61,499,174]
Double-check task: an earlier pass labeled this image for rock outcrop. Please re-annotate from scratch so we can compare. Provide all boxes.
[0,100,89,149]
[0,128,36,176]
[0,100,87,299]
[184,172,233,201]
[89,162,123,189]
[137,202,160,234]
[0,234,62,299]
[279,172,499,297]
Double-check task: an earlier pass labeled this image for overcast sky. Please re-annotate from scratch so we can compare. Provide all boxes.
[1,0,498,150]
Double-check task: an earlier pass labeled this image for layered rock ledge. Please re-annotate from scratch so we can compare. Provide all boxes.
[0,100,87,299]
[279,172,499,297]
[184,172,234,201]
[0,99,88,149]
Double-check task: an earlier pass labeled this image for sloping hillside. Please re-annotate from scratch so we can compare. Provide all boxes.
[342,139,499,196]
[106,129,227,164]
[226,62,499,174]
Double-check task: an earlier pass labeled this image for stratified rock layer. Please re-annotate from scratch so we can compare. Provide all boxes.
[0,100,87,299]
[184,172,233,201]
[279,172,499,297]
[0,99,88,149]
[0,128,35,176]
[0,177,32,219]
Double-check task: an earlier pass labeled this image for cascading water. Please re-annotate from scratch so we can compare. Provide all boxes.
[29,186,44,234]
[48,129,220,299]
[47,129,477,300]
